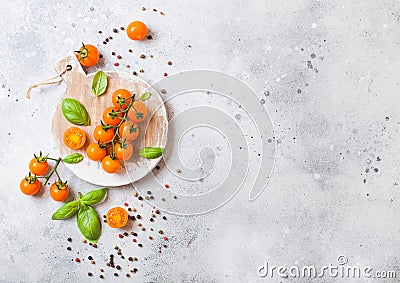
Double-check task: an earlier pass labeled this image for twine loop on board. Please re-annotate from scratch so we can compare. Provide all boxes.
[26,64,72,99]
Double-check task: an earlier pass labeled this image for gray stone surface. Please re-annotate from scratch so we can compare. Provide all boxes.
[1,0,400,282]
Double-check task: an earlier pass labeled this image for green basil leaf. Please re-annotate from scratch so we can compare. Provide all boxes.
[139,91,151,101]
[77,205,101,243]
[81,188,107,205]
[61,98,90,126]
[92,70,108,97]
[63,153,83,164]
[52,200,79,220]
[138,147,165,159]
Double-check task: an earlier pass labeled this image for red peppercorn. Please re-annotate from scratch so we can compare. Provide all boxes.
[93,244,97,248]
[114,62,119,66]
[75,258,80,262]
[163,237,169,241]
[165,184,169,188]
[124,203,128,207]
[132,239,137,242]
[119,234,123,238]
[163,73,168,77]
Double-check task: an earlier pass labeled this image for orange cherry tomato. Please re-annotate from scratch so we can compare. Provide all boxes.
[118,121,139,141]
[126,21,148,40]
[29,156,49,176]
[76,43,99,67]
[93,125,115,144]
[127,101,147,123]
[103,107,123,126]
[101,155,121,173]
[64,127,86,149]
[50,182,70,202]
[20,175,41,195]
[112,89,132,109]
[114,142,134,161]
[106,207,129,228]
[86,143,107,161]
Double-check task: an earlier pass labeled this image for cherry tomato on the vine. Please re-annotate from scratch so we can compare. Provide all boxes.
[102,107,123,126]
[114,142,133,161]
[101,155,121,173]
[20,174,41,195]
[29,155,48,176]
[93,125,115,144]
[128,101,147,123]
[50,182,70,202]
[76,43,99,67]
[118,121,139,141]
[86,143,107,161]
[126,21,148,41]
[112,89,132,109]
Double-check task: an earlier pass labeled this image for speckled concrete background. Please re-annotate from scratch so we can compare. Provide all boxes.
[1,0,400,282]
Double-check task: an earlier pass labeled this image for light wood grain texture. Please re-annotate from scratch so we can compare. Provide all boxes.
[51,53,168,187]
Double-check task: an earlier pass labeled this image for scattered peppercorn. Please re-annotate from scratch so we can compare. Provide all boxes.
[133,71,137,76]
[98,31,103,34]
[150,218,154,222]
[164,73,168,76]
[159,230,164,234]
[132,238,137,243]
[145,196,150,200]
[99,275,104,279]
[119,234,123,238]
[93,244,97,248]
[116,265,121,270]
[141,7,146,11]
[138,243,143,247]
[147,35,153,40]
[120,27,125,30]
[126,273,130,278]
[75,258,80,262]
[139,69,144,73]
[113,28,118,33]
[108,36,113,40]
[117,55,122,59]
[140,54,146,59]
[155,210,160,214]
[67,237,72,242]
[114,273,119,277]
[149,236,153,240]
[67,247,71,251]
[162,198,166,202]
[114,62,119,66]
[165,184,169,188]
[82,239,87,243]
[88,256,93,260]
[123,232,129,236]
[130,216,136,220]
[133,232,138,236]
[129,49,133,53]
[134,257,138,261]
[167,61,172,65]
[99,54,103,58]
[128,257,133,261]
[160,11,165,15]
[100,269,104,272]
[126,65,130,68]
[164,237,169,241]
[91,260,95,264]
[163,216,167,220]
[88,272,93,277]
[111,52,115,56]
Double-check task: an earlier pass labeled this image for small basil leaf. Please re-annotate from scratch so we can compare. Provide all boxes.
[63,153,83,164]
[81,188,107,205]
[61,98,90,126]
[52,200,79,220]
[77,205,101,243]
[139,92,151,101]
[92,70,108,97]
[138,147,165,159]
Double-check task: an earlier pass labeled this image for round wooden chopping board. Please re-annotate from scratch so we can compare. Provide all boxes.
[51,52,168,187]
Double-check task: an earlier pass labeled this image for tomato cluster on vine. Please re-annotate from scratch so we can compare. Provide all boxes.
[87,88,148,173]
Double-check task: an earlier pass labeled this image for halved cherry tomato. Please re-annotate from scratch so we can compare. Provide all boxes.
[93,125,115,144]
[50,182,70,202]
[128,101,147,123]
[101,155,121,173]
[64,127,86,149]
[106,207,129,228]
[76,43,99,67]
[112,89,133,109]
[86,143,107,161]
[118,121,139,141]
[20,174,41,195]
[126,21,148,41]
[29,154,49,176]
[103,107,123,126]
[115,142,133,161]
